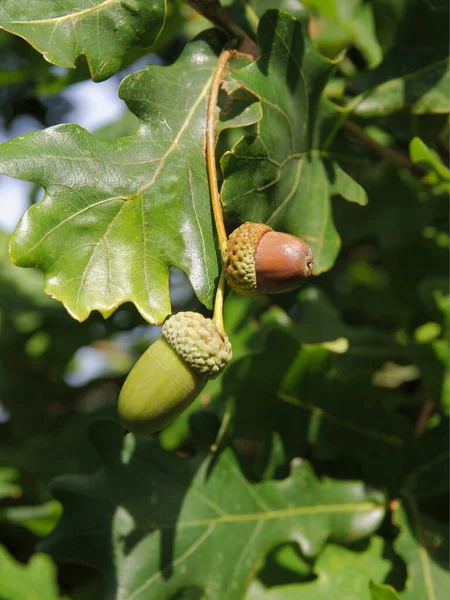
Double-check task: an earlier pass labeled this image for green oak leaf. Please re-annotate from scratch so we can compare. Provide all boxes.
[419,276,449,332]
[410,137,450,193]
[394,498,449,600]
[349,0,450,117]
[221,10,368,273]
[280,349,413,487]
[246,537,392,599]
[207,288,411,482]
[333,163,443,251]
[370,581,401,600]
[222,0,308,38]
[0,467,21,501]
[0,0,165,82]
[0,545,67,600]
[1,500,62,538]
[219,319,412,487]
[412,280,449,412]
[302,0,382,65]
[40,420,386,600]
[404,419,449,500]
[0,35,259,324]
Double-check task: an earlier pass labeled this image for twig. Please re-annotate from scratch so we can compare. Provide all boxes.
[184,0,258,56]
[343,119,426,176]
[414,397,435,436]
[211,402,232,453]
[206,48,232,254]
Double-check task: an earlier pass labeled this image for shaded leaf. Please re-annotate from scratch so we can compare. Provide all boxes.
[41,420,386,600]
[222,0,308,38]
[292,286,402,368]
[0,35,260,324]
[349,0,450,117]
[368,0,407,54]
[419,276,450,331]
[413,340,449,413]
[404,419,449,500]
[333,163,444,251]
[280,345,413,486]
[0,0,165,81]
[394,498,449,600]
[221,10,367,274]
[302,0,382,65]
[219,305,412,486]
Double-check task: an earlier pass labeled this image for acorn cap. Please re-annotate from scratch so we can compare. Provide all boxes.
[162,311,232,378]
[222,222,272,297]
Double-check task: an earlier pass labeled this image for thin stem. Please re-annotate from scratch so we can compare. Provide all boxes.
[212,271,226,331]
[211,406,232,453]
[184,0,258,56]
[415,397,435,436]
[343,119,426,176]
[211,397,234,453]
[206,48,232,254]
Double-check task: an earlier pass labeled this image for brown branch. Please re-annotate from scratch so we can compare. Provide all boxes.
[343,119,426,177]
[415,397,436,436]
[184,0,258,57]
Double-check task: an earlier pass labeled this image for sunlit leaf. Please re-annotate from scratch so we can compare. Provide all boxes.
[0,0,165,81]
[0,35,260,324]
[369,581,401,600]
[0,545,67,600]
[246,537,393,599]
[410,137,450,193]
[0,467,21,500]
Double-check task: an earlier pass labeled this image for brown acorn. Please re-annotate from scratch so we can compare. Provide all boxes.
[222,222,314,297]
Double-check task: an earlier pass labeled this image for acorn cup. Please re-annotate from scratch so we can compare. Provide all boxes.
[222,222,314,297]
[118,311,232,435]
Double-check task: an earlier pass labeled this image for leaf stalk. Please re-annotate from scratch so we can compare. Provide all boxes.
[212,271,226,331]
[206,48,232,254]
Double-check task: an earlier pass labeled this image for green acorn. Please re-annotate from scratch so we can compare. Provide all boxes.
[222,222,314,297]
[118,311,232,435]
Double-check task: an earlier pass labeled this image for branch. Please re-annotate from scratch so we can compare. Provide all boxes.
[343,119,426,176]
[184,0,258,57]
[415,397,436,436]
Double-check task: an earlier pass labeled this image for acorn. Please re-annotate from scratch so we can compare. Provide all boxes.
[222,222,314,297]
[118,311,232,435]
